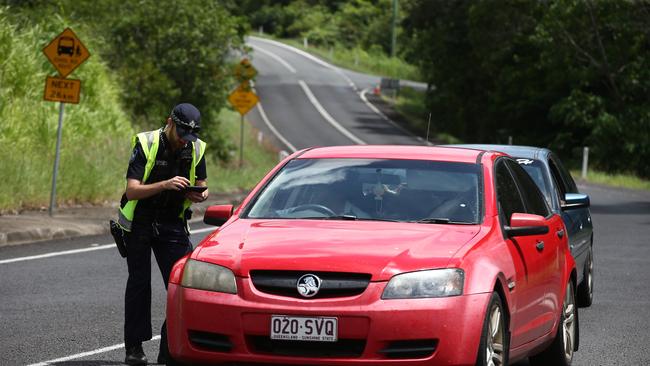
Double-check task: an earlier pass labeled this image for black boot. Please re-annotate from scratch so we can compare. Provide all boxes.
[125,344,148,365]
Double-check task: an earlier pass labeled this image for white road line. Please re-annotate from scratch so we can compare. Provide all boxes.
[251,44,297,73]
[254,99,297,152]
[298,80,366,145]
[27,336,161,366]
[250,36,357,89]
[0,227,216,265]
[359,88,431,145]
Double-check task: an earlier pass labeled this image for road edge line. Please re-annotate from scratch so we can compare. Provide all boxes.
[298,80,366,145]
[26,336,161,366]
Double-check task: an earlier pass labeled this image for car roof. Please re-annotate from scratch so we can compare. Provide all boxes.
[297,145,490,164]
[447,144,551,160]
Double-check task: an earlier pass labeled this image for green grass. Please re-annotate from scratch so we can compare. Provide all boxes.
[572,170,650,191]
[255,34,422,81]
[206,109,281,194]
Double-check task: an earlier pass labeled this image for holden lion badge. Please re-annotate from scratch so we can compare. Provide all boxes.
[297,274,321,298]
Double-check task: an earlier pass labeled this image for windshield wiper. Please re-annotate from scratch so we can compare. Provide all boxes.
[298,214,358,220]
[414,217,474,225]
[356,217,400,222]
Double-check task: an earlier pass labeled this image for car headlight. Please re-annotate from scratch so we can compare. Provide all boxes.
[382,269,464,299]
[181,259,237,294]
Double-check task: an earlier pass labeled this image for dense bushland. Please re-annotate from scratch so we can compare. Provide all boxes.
[403,0,650,177]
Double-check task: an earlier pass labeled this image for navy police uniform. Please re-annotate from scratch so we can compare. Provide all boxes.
[123,104,206,365]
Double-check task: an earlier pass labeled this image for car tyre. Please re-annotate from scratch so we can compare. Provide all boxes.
[530,280,579,366]
[475,291,509,366]
[577,246,594,307]
[165,354,186,366]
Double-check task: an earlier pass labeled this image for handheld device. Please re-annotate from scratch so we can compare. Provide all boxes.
[184,185,208,193]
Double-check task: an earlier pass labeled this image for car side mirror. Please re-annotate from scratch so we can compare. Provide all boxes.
[561,193,590,210]
[203,205,234,226]
[505,213,549,237]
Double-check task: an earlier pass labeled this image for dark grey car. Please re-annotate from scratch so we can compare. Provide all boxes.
[451,145,594,307]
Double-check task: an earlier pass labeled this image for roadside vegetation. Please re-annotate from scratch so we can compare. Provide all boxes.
[208,110,281,194]
[0,1,275,212]
[239,0,649,184]
[0,8,133,210]
[573,170,650,192]
[267,35,420,82]
[1,0,648,213]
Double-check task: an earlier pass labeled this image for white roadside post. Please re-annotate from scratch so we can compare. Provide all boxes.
[582,147,589,179]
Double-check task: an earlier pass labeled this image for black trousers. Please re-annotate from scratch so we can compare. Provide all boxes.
[124,217,192,350]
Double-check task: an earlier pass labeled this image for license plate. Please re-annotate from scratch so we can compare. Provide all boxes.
[270,315,338,342]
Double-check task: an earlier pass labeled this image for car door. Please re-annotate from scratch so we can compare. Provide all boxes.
[495,159,557,347]
[507,159,567,329]
[549,155,592,266]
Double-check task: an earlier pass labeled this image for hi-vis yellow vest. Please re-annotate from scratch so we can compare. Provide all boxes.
[117,129,206,231]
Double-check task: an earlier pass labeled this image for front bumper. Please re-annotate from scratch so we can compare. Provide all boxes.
[167,278,491,366]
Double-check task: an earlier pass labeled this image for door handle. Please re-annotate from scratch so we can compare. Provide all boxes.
[556,229,565,238]
[536,241,545,251]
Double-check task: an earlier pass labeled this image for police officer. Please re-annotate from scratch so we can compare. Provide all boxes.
[118,103,208,365]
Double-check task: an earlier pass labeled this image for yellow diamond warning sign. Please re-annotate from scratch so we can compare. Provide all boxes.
[44,76,81,104]
[42,28,90,78]
[228,82,259,116]
[234,58,258,82]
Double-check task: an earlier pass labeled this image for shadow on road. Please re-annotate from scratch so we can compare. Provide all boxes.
[590,201,650,215]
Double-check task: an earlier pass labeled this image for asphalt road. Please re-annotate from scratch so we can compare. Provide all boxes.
[1,37,649,365]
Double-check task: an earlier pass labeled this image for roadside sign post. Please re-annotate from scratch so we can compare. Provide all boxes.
[42,28,90,216]
[49,103,65,217]
[228,60,259,167]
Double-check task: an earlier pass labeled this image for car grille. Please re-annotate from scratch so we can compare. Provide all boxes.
[248,336,366,358]
[249,270,371,299]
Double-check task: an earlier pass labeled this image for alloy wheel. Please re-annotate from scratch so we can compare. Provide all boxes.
[486,303,505,366]
[586,252,594,300]
[562,282,576,362]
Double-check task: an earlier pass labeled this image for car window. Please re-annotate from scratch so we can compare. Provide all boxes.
[551,154,578,193]
[515,158,553,208]
[245,158,481,223]
[495,160,525,226]
[548,159,568,200]
[506,160,551,218]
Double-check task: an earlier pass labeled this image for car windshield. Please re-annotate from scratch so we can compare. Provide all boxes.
[245,159,481,224]
[515,158,553,208]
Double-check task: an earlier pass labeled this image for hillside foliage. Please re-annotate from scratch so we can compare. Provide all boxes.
[241,0,649,178]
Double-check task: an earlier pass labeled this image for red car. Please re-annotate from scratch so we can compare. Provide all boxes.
[167,145,578,366]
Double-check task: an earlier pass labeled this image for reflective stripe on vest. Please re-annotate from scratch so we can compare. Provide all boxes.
[117,130,206,231]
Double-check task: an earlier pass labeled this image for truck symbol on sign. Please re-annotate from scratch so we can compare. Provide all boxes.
[57,36,75,56]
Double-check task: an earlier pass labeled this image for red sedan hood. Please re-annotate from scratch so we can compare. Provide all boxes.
[195,219,481,280]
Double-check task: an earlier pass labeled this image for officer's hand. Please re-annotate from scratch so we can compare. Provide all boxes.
[163,176,190,191]
[186,188,209,203]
